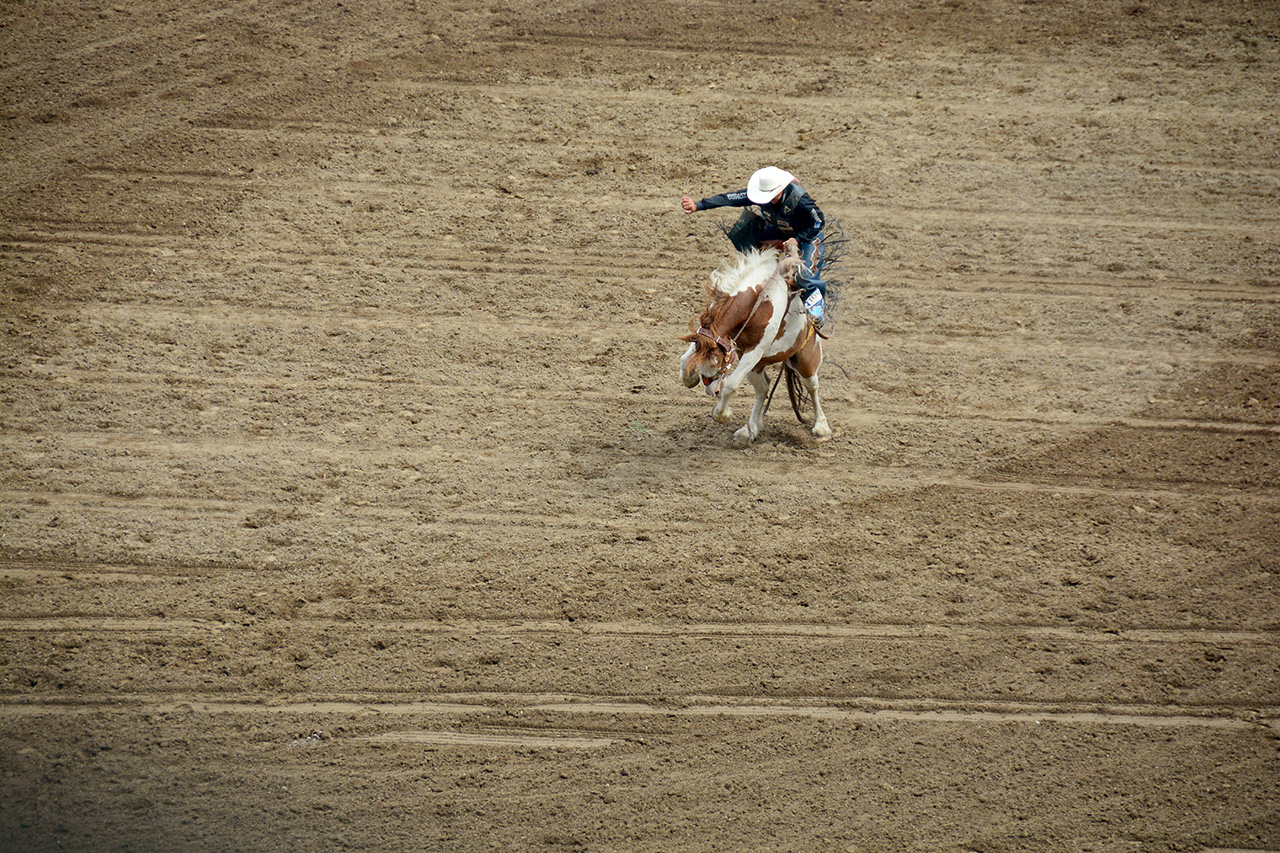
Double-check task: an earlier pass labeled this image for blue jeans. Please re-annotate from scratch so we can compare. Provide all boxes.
[796,238,826,299]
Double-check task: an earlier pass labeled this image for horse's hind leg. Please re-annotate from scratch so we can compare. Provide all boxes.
[793,337,831,442]
[801,372,832,441]
[732,370,772,448]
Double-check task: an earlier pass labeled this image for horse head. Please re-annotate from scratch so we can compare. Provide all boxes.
[679,325,740,395]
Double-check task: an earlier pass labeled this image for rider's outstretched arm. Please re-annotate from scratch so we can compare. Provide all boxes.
[682,190,752,213]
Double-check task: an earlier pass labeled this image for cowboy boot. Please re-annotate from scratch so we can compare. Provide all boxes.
[803,289,832,337]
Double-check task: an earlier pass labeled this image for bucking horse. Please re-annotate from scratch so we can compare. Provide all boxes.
[679,239,831,447]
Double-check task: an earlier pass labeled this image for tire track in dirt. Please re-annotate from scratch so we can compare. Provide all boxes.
[4,609,1274,718]
[5,455,1278,511]
[3,615,1275,648]
[363,730,621,749]
[7,374,1280,436]
[0,561,260,581]
[8,317,1279,393]
[0,691,1269,732]
[7,201,1279,249]
[72,141,1280,196]
[6,224,1279,297]
[33,2,260,67]
[27,295,1280,333]
[48,158,1280,240]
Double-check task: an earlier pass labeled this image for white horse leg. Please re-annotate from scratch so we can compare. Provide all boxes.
[711,384,733,423]
[803,373,832,441]
[712,357,748,423]
[732,370,772,448]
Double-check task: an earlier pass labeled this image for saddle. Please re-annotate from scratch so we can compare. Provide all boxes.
[758,239,832,339]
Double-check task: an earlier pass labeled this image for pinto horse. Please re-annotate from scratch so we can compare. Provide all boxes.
[679,241,831,447]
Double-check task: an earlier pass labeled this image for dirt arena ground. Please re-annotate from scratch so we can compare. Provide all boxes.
[2,1,1279,850]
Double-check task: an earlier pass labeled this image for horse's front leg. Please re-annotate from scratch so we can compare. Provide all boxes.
[712,349,763,424]
[711,385,734,423]
[802,372,832,441]
[732,369,772,448]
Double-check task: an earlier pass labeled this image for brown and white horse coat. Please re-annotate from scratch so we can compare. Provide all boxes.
[679,245,831,447]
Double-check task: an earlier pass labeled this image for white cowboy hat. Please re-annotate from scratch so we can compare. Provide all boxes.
[746,166,795,204]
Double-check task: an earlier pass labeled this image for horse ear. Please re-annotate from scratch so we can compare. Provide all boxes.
[679,333,698,343]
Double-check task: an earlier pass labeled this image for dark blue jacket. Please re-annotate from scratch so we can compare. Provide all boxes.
[696,181,825,244]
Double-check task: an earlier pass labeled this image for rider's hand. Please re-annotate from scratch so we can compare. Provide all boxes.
[681,196,698,213]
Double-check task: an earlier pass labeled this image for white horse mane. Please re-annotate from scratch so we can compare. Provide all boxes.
[709,248,784,296]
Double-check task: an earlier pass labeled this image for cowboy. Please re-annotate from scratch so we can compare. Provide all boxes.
[681,166,831,331]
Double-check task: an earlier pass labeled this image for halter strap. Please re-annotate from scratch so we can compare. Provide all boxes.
[695,327,740,375]
[697,327,737,356]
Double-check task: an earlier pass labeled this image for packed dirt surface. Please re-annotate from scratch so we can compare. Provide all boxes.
[2,1,1279,850]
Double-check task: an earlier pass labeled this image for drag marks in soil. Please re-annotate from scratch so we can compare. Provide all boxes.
[3,613,1275,651]
[2,612,1276,715]
[10,296,1280,364]
[362,730,621,750]
[0,689,1271,734]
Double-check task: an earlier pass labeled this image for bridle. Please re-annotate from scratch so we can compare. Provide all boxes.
[695,326,740,378]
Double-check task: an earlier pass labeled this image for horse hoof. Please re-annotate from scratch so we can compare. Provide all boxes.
[732,430,753,448]
[714,407,733,424]
[813,423,833,442]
